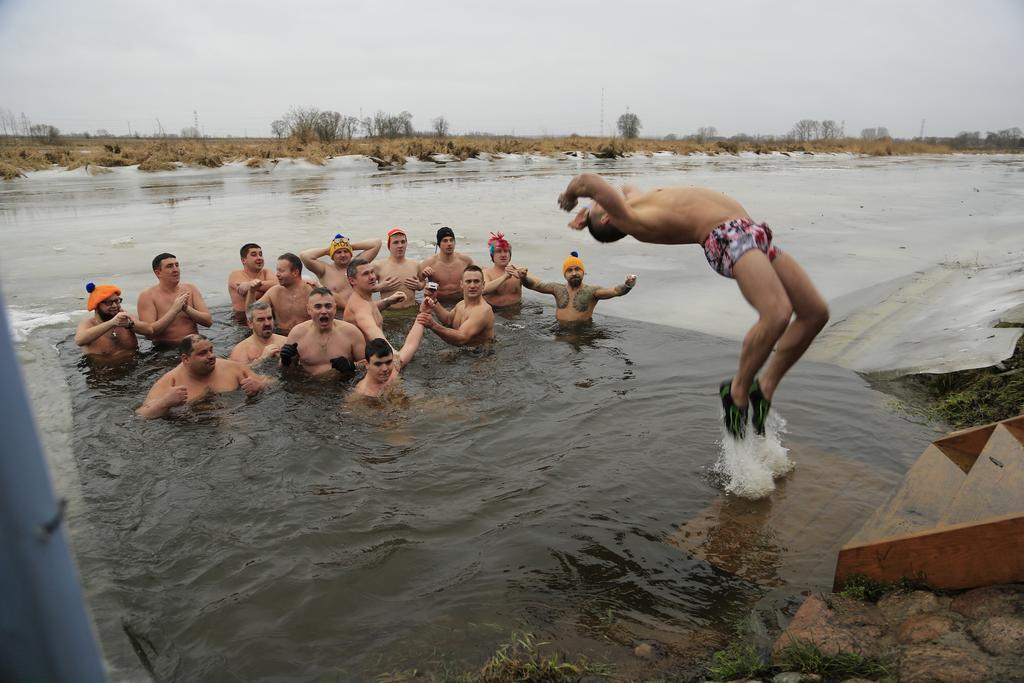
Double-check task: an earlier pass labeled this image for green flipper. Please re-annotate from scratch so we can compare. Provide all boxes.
[719,379,748,440]
[749,379,771,437]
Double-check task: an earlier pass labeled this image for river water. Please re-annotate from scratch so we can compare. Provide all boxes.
[1,152,1021,680]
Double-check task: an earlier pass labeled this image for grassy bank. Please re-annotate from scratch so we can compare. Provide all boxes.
[0,135,962,180]
[901,329,1024,429]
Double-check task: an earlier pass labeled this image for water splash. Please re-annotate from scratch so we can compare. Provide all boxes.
[710,411,794,500]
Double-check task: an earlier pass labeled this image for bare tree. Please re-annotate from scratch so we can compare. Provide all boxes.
[860,126,891,140]
[617,112,641,138]
[338,115,360,140]
[95,128,110,138]
[284,107,321,144]
[820,120,841,139]
[29,123,61,143]
[432,116,450,138]
[270,119,288,139]
[696,126,718,141]
[790,119,821,141]
[314,110,343,143]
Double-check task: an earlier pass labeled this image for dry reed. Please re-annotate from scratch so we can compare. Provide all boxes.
[0,135,971,180]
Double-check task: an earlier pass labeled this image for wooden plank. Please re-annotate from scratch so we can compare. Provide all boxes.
[845,444,965,546]
[1003,414,1024,443]
[663,445,897,588]
[940,424,1024,525]
[933,422,997,474]
[834,513,1024,591]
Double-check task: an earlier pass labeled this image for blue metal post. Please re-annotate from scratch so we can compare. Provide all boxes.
[0,291,107,682]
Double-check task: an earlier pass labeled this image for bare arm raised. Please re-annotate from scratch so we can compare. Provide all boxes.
[593,274,638,300]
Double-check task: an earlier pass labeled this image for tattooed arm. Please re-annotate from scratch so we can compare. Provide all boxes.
[593,274,638,300]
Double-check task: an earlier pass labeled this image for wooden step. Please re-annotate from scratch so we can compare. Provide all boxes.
[845,444,966,546]
[933,421,998,474]
[834,512,1024,591]
[939,423,1024,525]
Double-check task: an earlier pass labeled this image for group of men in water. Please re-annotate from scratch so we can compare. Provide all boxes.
[77,173,828,438]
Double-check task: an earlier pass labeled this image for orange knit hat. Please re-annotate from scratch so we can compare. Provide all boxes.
[86,282,121,311]
[562,251,585,275]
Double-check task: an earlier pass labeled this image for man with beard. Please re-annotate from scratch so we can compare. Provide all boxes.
[351,321,427,399]
[419,265,494,347]
[557,173,829,439]
[372,228,422,310]
[138,253,213,346]
[344,258,409,344]
[299,233,383,311]
[279,288,365,376]
[257,253,315,334]
[418,227,474,304]
[480,232,524,308]
[515,251,637,323]
[75,282,187,358]
[136,334,270,418]
[229,301,288,364]
[228,243,278,322]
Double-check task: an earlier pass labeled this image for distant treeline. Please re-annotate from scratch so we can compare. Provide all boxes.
[3,105,1021,151]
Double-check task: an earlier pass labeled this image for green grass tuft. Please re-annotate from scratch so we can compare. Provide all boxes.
[475,632,611,683]
[777,639,891,679]
[707,639,769,681]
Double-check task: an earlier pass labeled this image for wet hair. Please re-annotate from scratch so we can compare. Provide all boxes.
[240,243,261,259]
[152,252,176,271]
[177,333,209,357]
[278,252,302,273]
[365,337,394,360]
[463,264,484,277]
[309,286,333,299]
[585,208,627,243]
[246,300,272,321]
[346,258,369,278]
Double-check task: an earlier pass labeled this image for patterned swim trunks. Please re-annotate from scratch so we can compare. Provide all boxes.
[702,218,781,279]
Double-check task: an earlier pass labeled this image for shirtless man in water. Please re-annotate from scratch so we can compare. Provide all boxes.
[343,258,409,344]
[419,265,494,346]
[351,320,427,399]
[228,243,277,322]
[418,227,474,304]
[279,288,365,377]
[515,251,636,323]
[229,301,288,365]
[138,253,213,346]
[480,232,524,308]
[75,282,186,359]
[558,172,829,439]
[257,253,315,333]
[299,234,382,311]
[136,334,270,418]
[372,228,422,310]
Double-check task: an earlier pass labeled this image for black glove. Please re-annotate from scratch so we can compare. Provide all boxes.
[330,356,356,373]
[280,343,299,367]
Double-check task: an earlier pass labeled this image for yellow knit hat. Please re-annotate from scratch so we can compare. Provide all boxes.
[329,234,353,257]
[562,251,585,274]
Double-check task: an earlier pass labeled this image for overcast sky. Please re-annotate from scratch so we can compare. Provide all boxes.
[1,0,1021,139]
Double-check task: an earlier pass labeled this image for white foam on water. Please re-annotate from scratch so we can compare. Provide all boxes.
[711,411,794,500]
[6,307,77,343]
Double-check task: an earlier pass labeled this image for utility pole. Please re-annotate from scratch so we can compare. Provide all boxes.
[919,118,926,139]
[127,121,132,137]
